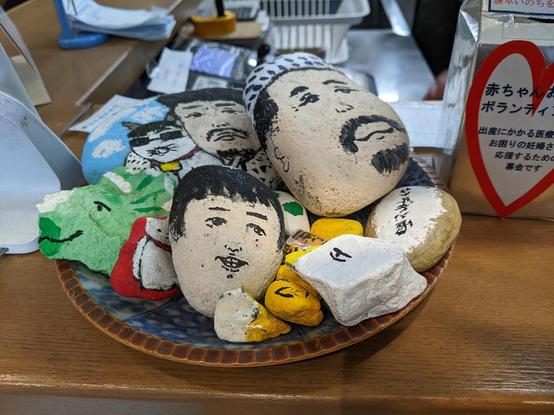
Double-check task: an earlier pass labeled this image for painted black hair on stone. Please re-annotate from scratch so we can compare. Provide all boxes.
[339,115,407,154]
[251,67,334,148]
[371,143,410,174]
[157,88,244,110]
[169,165,286,249]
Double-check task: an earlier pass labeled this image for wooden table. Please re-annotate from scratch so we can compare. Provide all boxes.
[1,2,554,414]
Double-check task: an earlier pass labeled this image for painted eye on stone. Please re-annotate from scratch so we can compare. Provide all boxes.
[334,87,358,94]
[247,223,266,236]
[205,217,227,228]
[185,112,203,119]
[94,201,111,212]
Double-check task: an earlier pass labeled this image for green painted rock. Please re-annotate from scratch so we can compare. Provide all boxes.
[275,191,309,237]
[37,167,175,275]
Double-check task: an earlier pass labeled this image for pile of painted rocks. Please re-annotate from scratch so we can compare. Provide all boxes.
[37,53,461,343]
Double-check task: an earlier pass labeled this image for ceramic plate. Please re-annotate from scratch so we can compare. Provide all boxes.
[55,158,451,367]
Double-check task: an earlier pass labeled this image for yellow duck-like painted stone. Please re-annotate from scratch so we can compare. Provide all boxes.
[246,302,291,342]
[264,280,324,326]
[276,264,319,298]
[284,247,318,267]
[310,218,363,241]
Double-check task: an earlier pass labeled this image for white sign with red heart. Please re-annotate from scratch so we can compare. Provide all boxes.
[465,40,554,217]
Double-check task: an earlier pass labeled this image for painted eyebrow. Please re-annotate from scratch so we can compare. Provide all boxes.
[323,80,348,85]
[209,207,231,211]
[214,102,236,107]
[181,105,203,109]
[290,86,308,97]
[246,211,267,220]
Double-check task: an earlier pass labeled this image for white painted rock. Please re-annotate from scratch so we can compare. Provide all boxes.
[275,191,310,236]
[244,53,409,216]
[169,165,285,317]
[158,89,280,188]
[214,288,290,343]
[293,234,427,326]
[365,186,462,272]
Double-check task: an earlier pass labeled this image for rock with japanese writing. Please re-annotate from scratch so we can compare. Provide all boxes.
[293,234,427,326]
[275,191,310,236]
[111,216,181,300]
[169,165,285,317]
[244,53,409,216]
[310,218,363,241]
[214,288,291,342]
[365,186,461,272]
[37,167,175,275]
[264,280,324,326]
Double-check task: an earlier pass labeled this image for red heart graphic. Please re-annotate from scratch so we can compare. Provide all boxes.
[465,40,554,218]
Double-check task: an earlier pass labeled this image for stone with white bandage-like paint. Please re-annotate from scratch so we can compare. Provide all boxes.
[169,165,285,317]
[293,234,427,326]
[274,191,309,236]
[245,53,410,216]
[365,186,462,272]
[214,288,290,343]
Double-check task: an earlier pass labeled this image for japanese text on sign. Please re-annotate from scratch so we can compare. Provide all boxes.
[488,0,554,17]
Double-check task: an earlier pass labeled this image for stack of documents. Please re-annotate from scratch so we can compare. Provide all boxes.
[62,0,176,41]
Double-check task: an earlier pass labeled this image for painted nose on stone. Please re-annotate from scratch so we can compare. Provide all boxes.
[336,103,354,113]
[224,244,242,254]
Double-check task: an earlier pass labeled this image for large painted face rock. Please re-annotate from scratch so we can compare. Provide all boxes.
[245,53,410,216]
[169,165,285,317]
[37,167,175,275]
[159,88,280,188]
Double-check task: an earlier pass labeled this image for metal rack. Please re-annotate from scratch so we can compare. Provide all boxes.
[260,0,370,63]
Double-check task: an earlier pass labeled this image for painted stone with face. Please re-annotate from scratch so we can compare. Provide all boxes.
[123,119,222,179]
[293,234,427,326]
[245,53,410,216]
[158,89,280,189]
[169,165,285,317]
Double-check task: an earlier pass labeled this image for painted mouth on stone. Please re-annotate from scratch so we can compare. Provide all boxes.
[207,128,249,142]
[215,255,249,272]
[38,230,84,244]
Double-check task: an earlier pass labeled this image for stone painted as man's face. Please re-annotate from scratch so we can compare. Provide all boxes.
[260,68,409,216]
[174,99,260,164]
[172,194,282,317]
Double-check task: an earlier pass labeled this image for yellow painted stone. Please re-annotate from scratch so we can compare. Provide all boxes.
[310,218,363,241]
[276,264,319,298]
[245,303,291,342]
[284,247,318,267]
[264,280,324,326]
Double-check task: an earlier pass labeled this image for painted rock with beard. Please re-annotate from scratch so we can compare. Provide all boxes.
[244,53,410,216]
[158,88,281,189]
[169,165,286,317]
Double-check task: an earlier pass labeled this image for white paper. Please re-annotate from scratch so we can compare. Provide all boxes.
[390,101,443,148]
[147,49,192,94]
[69,95,143,133]
[488,0,554,17]
[61,0,175,40]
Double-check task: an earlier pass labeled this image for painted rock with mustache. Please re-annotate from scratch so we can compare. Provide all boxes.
[37,167,175,275]
[169,165,285,317]
[245,53,410,216]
